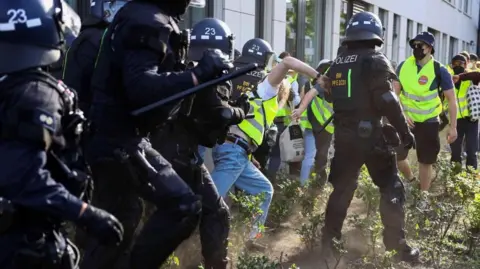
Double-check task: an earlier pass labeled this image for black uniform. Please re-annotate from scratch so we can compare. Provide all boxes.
[81,1,232,269]
[0,1,123,268]
[149,18,248,269]
[321,12,419,263]
[63,0,129,113]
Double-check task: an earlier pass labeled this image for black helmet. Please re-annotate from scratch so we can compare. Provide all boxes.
[189,18,234,61]
[342,11,384,46]
[90,0,129,23]
[238,38,276,69]
[0,0,81,74]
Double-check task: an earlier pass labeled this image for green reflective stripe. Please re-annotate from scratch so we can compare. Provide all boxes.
[347,69,352,98]
[62,47,70,79]
[402,104,441,115]
[94,29,108,68]
[402,91,439,101]
[458,97,467,103]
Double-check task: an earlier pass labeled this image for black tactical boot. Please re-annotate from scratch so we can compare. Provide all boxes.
[393,240,420,264]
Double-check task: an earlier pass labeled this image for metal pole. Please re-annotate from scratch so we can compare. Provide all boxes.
[346,0,354,22]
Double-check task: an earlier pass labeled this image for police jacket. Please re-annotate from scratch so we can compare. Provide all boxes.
[0,70,85,223]
[89,1,195,145]
[327,48,407,138]
[63,25,106,113]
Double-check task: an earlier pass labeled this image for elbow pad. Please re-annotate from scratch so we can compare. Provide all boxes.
[374,90,409,135]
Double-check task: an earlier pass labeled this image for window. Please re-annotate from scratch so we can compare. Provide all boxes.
[285,0,298,56]
[449,36,457,59]
[178,1,213,30]
[255,0,265,38]
[442,33,448,63]
[463,0,470,14]
[417,23,423,34]
[303,0,326,67]
[378,8,388,53]
[392,14,400,62]
[406,19,413,58]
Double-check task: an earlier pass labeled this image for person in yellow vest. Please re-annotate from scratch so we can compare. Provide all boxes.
[292,59,334,186]
[450,54,480,169]
[210,53,320,248]
[394,32,458,192]
[267,51,302,179]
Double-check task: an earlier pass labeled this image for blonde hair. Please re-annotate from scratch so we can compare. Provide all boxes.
[278,79,291,104]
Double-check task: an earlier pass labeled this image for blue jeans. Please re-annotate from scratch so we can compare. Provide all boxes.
[211,143,274,239]
[198,145,207,160]
[300,128,317,185]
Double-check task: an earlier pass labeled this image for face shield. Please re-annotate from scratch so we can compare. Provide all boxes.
[61,0,82,38]
[189,0,206,8]
[103,0,128,23]
[264,52,280,73]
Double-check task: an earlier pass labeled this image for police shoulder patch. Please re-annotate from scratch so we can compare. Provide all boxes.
[32,108,57,132]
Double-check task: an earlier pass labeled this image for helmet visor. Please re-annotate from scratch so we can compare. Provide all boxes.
[61,0,82,38]
[189,0,206,8]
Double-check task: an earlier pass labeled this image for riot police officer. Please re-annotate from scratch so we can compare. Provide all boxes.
[46,0,81,80]
[63,0,129,113]
[81,0,233,268]
[150,17,249,269]
[318,12,419,264]
[0,1,123,268]
[231,38,278,99]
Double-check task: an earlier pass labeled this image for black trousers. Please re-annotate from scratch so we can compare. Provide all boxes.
[313,130,333,182]
[81,138,203,269]
[150,124,230,269]
[450,118,479,169]
[322,131,407,251]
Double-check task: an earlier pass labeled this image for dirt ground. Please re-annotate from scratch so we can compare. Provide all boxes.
[169,132,454,269]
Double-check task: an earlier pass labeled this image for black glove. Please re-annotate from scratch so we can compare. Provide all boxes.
[401,130,416,150]
[76,205,124,246]
[233,93,251,116]
[192,49,233,83]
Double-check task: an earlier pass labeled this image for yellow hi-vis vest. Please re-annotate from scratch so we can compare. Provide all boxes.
[238,94,279,146]
[444,80,472,118]
[399,56,443,122]
[300,97,334,133]
[446,65,454,75]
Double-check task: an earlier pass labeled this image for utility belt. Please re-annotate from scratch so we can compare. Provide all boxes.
[226,133,252,155]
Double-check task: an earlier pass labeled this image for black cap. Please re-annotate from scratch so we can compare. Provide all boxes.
[409,32,435,53]
[470,53,478,61]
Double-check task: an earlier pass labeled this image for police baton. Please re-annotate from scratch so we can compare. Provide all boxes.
[131,63,259,117]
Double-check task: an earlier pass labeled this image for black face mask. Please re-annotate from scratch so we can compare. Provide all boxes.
[453,66,465,75]
[413,47,426,61]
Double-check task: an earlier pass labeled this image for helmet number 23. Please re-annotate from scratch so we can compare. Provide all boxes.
[7,9,28,24]
[204,27,216,35]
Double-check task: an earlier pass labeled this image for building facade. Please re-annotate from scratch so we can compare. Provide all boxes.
[66,0,479,67]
